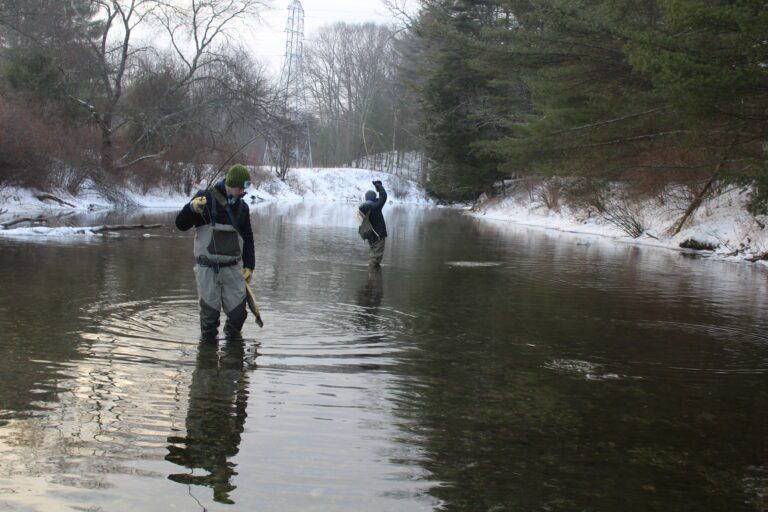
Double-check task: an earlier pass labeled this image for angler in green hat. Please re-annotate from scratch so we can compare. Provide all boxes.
[175,164,261,340]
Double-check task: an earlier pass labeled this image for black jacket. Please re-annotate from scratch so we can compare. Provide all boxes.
[359,184,387,241]
[175,180,255,269]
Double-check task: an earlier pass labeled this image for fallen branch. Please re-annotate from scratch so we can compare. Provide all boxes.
[91,223,164,233]
[35,193,75,208]
[1,216,49,229]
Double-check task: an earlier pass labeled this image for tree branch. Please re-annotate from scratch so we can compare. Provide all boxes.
[551,108,666,135]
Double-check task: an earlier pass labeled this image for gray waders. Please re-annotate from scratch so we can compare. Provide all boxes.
[193,220,247,338]
[368,238,385,267]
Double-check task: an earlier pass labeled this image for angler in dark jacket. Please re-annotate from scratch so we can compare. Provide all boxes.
[358,180,387,268]
[176,164,255,339]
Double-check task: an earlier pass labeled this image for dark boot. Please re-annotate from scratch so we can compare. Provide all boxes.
[223,322,241,339]
[223,299,247,339]
[199,299,220,340]
[200,329,218,343]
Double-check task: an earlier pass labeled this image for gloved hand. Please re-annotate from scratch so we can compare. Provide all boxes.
[372,180,383,190]
[190,196,207,214]
[243,267,253,283]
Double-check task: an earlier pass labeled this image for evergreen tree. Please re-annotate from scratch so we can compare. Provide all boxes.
[407,0,511,200]
[481,1,677,181]
[626,0,768,214]
[406,0,767,213]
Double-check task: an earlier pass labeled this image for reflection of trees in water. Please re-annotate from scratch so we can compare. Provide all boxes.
[397,350,581,511]
[166,341,249,504]
[0,231,193,420]
[389,240,768,511]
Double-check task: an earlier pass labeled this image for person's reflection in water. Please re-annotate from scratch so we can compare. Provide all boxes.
[166,339,250,504]
[355,268,384,331]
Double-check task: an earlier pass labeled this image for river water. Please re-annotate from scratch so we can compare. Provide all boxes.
[0,203,766,511]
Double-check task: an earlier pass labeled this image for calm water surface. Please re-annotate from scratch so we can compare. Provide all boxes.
[0,203,766,511]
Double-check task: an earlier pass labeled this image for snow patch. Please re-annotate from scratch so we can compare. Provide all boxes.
[0,226,99,238]
[445,261,503,268]
[469,181,768,265]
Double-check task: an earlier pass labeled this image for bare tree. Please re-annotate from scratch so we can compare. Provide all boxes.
[62,0,268,173]
[304,22,400,167]
[304,23,347,163]
[349,23,394,161]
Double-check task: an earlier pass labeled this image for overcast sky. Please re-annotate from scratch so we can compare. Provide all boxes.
[246,0,398,77]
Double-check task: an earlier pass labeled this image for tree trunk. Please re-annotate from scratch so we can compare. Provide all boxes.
[100,113,114,173]
[670,125,746,236]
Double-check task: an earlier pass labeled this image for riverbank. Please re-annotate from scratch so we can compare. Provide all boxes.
[468,180,768,267]
[5,167,768,272]
[0,166,431,236]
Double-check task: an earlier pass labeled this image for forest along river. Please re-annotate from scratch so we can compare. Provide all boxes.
[0,202,766,511]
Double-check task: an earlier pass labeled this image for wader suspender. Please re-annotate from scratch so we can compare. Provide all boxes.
[198,188,243,273]
[360,207,380,240]
[211,188,244,238]
[368,210,381,239]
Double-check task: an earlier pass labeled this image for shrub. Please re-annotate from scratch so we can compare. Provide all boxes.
[745,172,768,216]
[679,239,719,251]
[0,98,56,188]
[534,180,561,211]
[284,171,308,195]
[602,197,646,238]
[518,175,542,203]
[249,167,272,190]
[561,177,608,214]
[388,178,409,200]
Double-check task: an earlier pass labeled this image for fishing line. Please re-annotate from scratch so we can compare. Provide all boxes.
[205,136,262,187]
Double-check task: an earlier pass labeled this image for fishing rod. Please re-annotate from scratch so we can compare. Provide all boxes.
[205,135,263,187]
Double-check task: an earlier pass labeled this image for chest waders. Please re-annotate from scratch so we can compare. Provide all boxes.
[358,205,384,268]
[193,189,248,337]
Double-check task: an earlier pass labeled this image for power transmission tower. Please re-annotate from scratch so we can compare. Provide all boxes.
[264,0,313,171]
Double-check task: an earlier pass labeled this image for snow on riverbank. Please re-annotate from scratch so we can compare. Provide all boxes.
[244,167,430,205]
[468,181,768,267]
[0,166,431,238]
[3,164,768,271]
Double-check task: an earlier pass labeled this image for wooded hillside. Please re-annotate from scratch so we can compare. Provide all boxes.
[402,0,767,219]
[0,0,272,197]
[1,0,765,224]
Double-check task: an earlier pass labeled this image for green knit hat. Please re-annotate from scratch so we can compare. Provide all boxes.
[225,164,250,188]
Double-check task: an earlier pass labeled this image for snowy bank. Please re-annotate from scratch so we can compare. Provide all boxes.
[468,179,768,266]
[0,166,431,238]
[0,184,189,217]
[7,164,767,272]
[245,166,431,205]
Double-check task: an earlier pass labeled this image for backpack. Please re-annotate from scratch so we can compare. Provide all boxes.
[357,208,374,241]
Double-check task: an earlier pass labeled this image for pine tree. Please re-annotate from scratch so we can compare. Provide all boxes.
[407,0,767,213]
[407,0,511,200]
[626,0,768,216]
